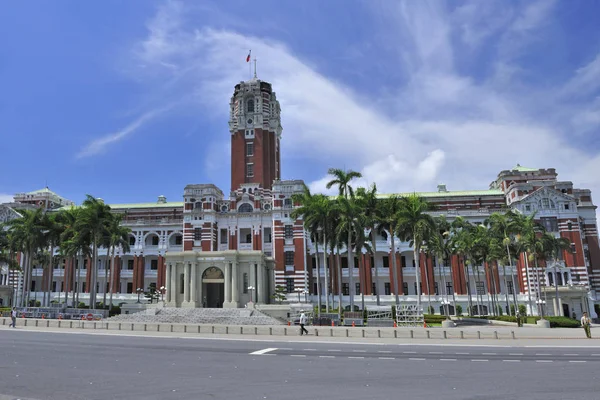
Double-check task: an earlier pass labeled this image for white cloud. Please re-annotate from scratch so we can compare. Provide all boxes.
[0,193,14,204]
[126,1,600,216]
[76,107,169,159]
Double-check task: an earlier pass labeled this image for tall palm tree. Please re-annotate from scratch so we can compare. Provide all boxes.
[356,184,381,305]
[5,208,46,306]
[77,195,112,309]
[326,168,362,310]
[518,215,547,318]
[41,212,62,306]
[429,216,453,317]
[396,194,436,314]
[324,204,343,315]
[377,195,403,305]
[450,217,475,316]
[487,212,519,315]
[540,232,572,316]
[106,214,131,310]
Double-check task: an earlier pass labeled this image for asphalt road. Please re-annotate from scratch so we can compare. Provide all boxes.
[0,329,598,400]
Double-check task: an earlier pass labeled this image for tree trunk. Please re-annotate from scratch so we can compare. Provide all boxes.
[524,252,534,315]
[463,258,473,316]
[414,243,421,313]
[371,225,380,306]
[64,256,70,307]
[76,253,82,306]
[90,241,98,309]
[109,246,115,310]
[389,229,398,305]
[347,228,354,311]
[336,248,342,318]
[322,234,329,313]
[315,238,321,318]
[425,255,432,314]
[103,252,109,308]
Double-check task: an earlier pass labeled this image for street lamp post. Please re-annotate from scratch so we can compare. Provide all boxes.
[295,288,302,303]
[302,289,308,303]
[136,288,143,303]
[160,286,166,302]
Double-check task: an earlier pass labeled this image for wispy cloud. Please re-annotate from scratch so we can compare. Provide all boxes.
[76,107,169,159]
[125,0,600,208]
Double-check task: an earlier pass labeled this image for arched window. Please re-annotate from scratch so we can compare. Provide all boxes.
[238,203,253,213]
[247,99,254,113]
[556,272,563,286]
[564,272,569,285]
[547,273,554,286]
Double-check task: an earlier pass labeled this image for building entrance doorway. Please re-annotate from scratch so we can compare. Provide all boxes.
[202,266,225,308]
[562,303,570,318]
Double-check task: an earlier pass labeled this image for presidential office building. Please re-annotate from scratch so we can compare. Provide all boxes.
[1,76,599,318]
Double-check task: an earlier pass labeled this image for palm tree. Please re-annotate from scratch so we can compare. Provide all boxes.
[77,195,112,309]
[540,232,572,316]
[450,217,475,316]
[396,194,436,314]
[326,168,362,310]
[324,205,343,316]
[377,195,403,305]
[5,208,46,306]
[106,214,131,310]
[518,214,547,318]
[356,184,381,305]
[429,216,453,317]
[41,212,62,306]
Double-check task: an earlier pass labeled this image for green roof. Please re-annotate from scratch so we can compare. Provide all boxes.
[512,164,538,172]
[376,189,504,199]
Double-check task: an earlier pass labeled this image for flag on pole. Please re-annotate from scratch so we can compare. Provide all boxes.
[246,50,251,62]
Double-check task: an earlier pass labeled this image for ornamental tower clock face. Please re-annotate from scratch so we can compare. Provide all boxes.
[229,78,282,191]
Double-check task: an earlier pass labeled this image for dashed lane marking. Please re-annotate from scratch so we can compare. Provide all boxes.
[471,359,488,362]
[290,355,306,358]
[509,353,523,356]
[409,358,426,361]
[249,348,278,355]
[569,360,586,363]
[502,360,520,362]
[536,360,553,363]
[440,358,456,361]
[319,356,335,358]
[379,357,395,360]
[348,356,364,359]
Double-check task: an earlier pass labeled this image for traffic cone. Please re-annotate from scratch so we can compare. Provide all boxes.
[287,321,291,326]
[423,320,427,328]
[393,321,397,328]
[331,320,334,327]
[352,321,355,328]
[41,314,45,319]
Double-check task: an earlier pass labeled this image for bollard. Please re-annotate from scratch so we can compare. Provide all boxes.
[58,320,61,328]
[283,327,286,336]
[443,330,447,339]
[362,329,365,338]
[184,325,187,333]
[315,329,319,337]
[255,327,258,335]
[35,320,39,327]
[477,331,481,339]
[494,331,498,340]
[511,330,516,339]
[70,321,73,329]
[269,327,272,335]
[241,327,244,335]
[378,329,381,338]
[144,324,147,332]
[330,328,333,337]
[212,326,215,334]
[226,327,229,334]
[170,325,174,333]
[394,330,397,339]
[410,330,414,339]
[460,331,464,339]
[131,323,134,331]
[346,329,349,337]
[426,330,430,339]
[197,325,200,334]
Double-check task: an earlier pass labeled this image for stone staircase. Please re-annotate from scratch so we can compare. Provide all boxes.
[109,307,283,325]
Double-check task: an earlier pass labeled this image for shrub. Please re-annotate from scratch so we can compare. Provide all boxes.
[497,305,503,316]
[108,306,121,317]
[518,304,527,316]
[428,306,435,315]
[424,314,447,323]
[546,316,581,328]
[456,305,463,316]
[510,305,516,316]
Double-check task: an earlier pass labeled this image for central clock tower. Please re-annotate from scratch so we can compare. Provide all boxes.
[229,78,282,191]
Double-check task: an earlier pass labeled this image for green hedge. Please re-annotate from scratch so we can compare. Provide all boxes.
[478,315,580,328]
[424,314,448,323]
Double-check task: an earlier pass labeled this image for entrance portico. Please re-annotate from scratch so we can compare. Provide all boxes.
[164,250,275,308]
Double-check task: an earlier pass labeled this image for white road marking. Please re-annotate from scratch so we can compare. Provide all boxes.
[535,353,551,356]
[429,351,443,354]
[348,356,364,359]
[290,355,306,357]
[353,350,366,353]
[564,353,578,356]
[379,357,395,360]
[502,360,520,362]
[378,350,392,353]
[319,356,335,358]
[328,349,342,352]
[409,358,426,361]
[304,349,317,351]
[249,348,278,355]
[482,353,497,355]
[509,353,523,356]
[569,360,586,363]
[536,360,553,363]
[403,351,417,354]
[456,352,469,355]
[440,358,456,361]
[471,359,488,362]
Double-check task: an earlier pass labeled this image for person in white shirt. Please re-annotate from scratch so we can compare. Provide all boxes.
[11,307,17,328]
[299,310,309,336]
[581,312,591,338]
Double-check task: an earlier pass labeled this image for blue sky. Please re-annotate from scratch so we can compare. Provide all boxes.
[1,0,599,206]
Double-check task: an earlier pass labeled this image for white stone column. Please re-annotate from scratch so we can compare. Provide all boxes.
[190,262,197,305]
[231,261,239,305]
[166,264,172,303]
[171,263,177,305]
[184,263,190,303]
[250,262,256,303]
[257,262,265,304]
[224,262,231,304]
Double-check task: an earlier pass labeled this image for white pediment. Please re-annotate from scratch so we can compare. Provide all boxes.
[513,187,576,213]
[0,205,22,224]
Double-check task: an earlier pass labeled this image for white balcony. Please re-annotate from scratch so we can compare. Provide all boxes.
[239,243,253,251]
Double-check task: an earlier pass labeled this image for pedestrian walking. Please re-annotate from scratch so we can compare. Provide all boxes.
[10,307,17,328]
[299,310,309,336]
[581,312,592,339]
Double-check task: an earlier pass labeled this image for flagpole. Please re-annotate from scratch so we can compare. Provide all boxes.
[253,58,257,78]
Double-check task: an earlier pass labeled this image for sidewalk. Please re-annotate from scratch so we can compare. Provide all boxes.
[1,317,598,347]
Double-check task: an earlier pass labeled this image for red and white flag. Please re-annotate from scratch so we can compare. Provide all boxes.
[246,50,251,62]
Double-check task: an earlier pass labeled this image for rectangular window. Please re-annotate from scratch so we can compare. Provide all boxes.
[284,225,294,239]
[414,283,422,295]
[151,259,158,270]
[83,259,88,270]
[401,256,407,268]
[354,257,359,268]
[106,282,109,293]
[127,282,132,294]
[525,204,531,212]
[246,163,254,177]
[82,282,87,293]
[264,227,272,243]
[180,274,185,294]
[129,236,136,246]
[540,217,558,232]
[220,228,228,244]
[175,235,182,245]
[243,273,249,294]
[507,281,514,295]
[446,282,453,295]
[31,280,36,291]
[341,257,348,269]
[403,282,408,295]
[382,256,389,269]
[151,236,159,246]
[128,260,134,270]
[384,282,391,295]
[372,282,377,295]
[342,283,349,295]
[246,142,254,157]
[356,282,361,295]
[476,281,485,295]
[285,251,294,265]
[194,228,202,240]
[283,198,292,208]
[434,282,439,296]
[51,281,57,292]
[286,278,294,293]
